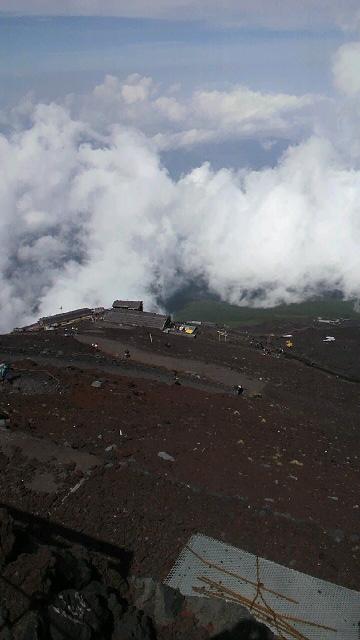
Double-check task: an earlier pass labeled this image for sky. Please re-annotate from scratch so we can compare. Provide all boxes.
[0,15,346,107]
[1,2,360,330]
[2,1,360,28]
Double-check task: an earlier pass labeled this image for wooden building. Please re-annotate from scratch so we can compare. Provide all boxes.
[104,309,170,331]
[112,300,143,311]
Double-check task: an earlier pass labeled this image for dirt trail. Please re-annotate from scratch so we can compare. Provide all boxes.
[76,334,264,394]
[0,427,100,473]
[0,350,240,396]
[0,426,101,497]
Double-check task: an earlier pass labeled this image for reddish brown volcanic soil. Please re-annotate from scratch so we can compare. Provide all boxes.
[0,319,359,596]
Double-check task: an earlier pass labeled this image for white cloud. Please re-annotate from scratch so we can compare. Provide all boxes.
[1,38,360,332]
[1,90,360,332]
[192,88,312,125]
[92,74,155,110]
[170,138,360,307]
[154,96,186,123]
[80,74,320,150]
[120,74,154,105]
[333,42,360,96]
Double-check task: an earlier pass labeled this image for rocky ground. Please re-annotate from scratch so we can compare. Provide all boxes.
[0,317,359,638]
[0,507,273,639]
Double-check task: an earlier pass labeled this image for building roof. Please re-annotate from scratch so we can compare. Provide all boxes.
[103,309,170,330]
[39,308,94,326]
[112,300,143,311]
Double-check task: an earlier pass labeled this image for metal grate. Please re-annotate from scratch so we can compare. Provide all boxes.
[165,533,360,639]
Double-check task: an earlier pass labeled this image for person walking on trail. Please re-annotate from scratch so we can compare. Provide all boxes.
[0,363,10,382]
[234,384,244,396]
[0,363,17,384]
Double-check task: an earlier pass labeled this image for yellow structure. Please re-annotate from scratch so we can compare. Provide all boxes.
[179,325,197,335]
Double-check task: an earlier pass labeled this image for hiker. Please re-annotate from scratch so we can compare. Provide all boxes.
[124,349,131,359]
[234,384,244,396]
[173,370,181,385]
[0,363,10,383]
[0,363,17,384]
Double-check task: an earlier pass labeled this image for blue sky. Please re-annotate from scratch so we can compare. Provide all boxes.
[0,12,353,181]
[0,15,349,107]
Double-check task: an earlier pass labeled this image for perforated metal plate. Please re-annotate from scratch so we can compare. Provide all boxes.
[165,534,360,639]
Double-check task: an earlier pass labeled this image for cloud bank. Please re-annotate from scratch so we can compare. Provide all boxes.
[333,42,360,96]
[79,74,319,152]
[1,62,360,333]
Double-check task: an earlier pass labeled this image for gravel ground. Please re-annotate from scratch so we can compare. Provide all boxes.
[0,320,359,610]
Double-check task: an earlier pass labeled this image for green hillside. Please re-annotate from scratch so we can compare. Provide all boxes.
[173,298,359,327]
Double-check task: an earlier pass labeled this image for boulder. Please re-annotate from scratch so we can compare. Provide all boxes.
[0,606,11,640]
[48,586,111,640]
[0,509,15,568]
[212,619,274,639]
[131,578,183,626]
[112,607,154,640]
[1,548,56,623]
[54,547,93,590]
[90,554,129,599]
[12,611,44,640]
[184,595,252,636]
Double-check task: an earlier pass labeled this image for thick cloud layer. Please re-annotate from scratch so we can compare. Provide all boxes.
[1,75,360,332]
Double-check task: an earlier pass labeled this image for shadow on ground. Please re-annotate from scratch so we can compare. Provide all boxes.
[213,619,274,639]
